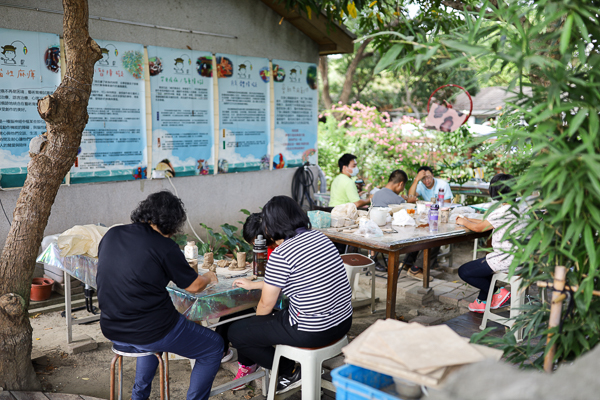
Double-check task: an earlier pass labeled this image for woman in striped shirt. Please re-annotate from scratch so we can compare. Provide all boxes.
[228,196,353,394]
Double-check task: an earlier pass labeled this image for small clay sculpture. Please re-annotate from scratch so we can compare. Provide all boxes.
[188,259,199,273]
[236,252,246,269]
[202,252,214,270]
[216,259,229,268]
[208,263,217,273]
[228,260,245,271]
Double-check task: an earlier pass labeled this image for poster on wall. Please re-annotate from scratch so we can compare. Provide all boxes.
[69,39,147,183]
[0,28,61,188]
[216,54,270,173]
[147,46,214,177]
[272,59,318,168]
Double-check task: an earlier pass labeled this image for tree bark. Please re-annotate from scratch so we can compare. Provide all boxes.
[339,38,374,105]
[318,56,333,111]
[0,0,101,389]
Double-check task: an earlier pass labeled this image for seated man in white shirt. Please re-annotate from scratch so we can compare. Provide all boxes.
[404,166,453,280]
[406,166,453,204]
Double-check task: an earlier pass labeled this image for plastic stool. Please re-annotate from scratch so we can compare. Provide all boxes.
[479,272,525,341]
[437,244,454,269]
[267,335,349,400]
[341,254,376,313]
[110,344,170,400]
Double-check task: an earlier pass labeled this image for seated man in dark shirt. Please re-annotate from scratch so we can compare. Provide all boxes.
[371,169,408,207]
[97,191,222,400]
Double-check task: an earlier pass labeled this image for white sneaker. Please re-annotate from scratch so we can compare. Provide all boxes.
[221,348,234,363]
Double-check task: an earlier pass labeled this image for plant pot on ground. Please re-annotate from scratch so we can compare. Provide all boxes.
[31,277,54,301]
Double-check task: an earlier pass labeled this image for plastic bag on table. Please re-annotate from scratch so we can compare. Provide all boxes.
[449,206,476,215]
[392,210,416,226]
[331,203,358,221]
[354,219,383,238]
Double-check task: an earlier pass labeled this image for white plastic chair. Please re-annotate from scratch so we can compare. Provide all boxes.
[341,253,376,313]
[479,272,526,341]
[267,335,349,400]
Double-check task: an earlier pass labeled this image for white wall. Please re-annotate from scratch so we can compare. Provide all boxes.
[0,0,318,63]
[0,0,320,247]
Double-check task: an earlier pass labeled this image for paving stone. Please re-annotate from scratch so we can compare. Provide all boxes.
[397,279,422,291]
[408,309,420,317]
[404,286,434,305]
[432,285,458,300]
[67,335,97,354]
[429,278,446,287]
[409,315,443,326]
[438,289,474,307]
[458,293,478,309]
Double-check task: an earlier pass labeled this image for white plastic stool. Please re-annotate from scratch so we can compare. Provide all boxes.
[341,254,376,313]
[479,272,525,341]
[110,344,169,400]
[267,335,349,400]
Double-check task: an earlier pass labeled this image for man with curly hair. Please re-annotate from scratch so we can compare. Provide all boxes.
[97,191,221,400]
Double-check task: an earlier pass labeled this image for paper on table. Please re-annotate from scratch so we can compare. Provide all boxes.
[375,325,484,371]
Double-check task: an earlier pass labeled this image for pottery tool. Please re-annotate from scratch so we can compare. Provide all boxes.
[225,273,248,279]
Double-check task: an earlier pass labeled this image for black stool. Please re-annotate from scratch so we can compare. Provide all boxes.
[110,343,170,400]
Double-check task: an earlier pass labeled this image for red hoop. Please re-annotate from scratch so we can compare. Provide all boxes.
[427,84,473,125]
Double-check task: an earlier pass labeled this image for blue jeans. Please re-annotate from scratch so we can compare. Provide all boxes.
[112,314,223,400]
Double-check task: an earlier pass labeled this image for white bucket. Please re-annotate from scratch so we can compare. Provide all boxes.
[369,207,391,226]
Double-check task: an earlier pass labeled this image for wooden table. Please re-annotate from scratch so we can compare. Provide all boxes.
[322,223,489,319]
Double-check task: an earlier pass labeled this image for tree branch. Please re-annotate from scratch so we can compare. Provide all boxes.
[318,56,333,111]
[339,38,374,104]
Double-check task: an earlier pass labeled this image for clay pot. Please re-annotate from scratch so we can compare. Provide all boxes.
[31,277,54,301]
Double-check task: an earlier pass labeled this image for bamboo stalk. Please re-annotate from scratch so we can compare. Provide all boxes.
[536,281,600,297]
[544,266,567,373]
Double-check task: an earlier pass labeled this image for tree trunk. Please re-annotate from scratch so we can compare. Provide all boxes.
[0,0,101,389]
[318,56,333,111]
[339,38,373,105]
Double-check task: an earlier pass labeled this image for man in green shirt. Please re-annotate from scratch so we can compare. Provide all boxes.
[329,154,371,208]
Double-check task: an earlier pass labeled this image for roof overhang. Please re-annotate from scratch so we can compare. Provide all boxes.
[261,0,356,55]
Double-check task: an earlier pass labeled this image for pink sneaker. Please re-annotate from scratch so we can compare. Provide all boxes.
[232,363,258,391]
[491,287,511,309]
[468,298,487,313]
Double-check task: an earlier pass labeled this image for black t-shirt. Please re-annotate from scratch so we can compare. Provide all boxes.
[97,223,198,344]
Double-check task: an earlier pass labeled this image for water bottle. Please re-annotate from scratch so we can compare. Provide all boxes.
[253,235,267,277]
[429,204,439,233]
[438,187,445,208]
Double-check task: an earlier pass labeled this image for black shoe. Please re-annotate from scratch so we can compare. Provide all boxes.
[276,365,302,394]
[375,264,387,273]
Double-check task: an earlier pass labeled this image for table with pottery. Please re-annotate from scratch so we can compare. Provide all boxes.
[317,203,490,320]
[36,242,271,343]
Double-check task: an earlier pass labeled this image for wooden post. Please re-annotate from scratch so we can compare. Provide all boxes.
[544,266,567,373]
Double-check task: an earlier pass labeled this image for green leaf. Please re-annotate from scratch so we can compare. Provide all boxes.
[560,14,574,55]
[374,43,404,74]
[584,225,597,273]
[572,13,589,42]
[568,108,587,136]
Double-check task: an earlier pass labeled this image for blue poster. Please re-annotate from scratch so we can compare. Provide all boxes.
[0,28,61,188]
[70,39,147,183]
[216,54,270,173]
[272,60,318,168]
[148,46,214,177]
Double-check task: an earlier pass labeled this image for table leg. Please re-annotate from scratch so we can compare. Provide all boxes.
[64,269,72,344]
[385,252,399,319]
[422,248,430,289]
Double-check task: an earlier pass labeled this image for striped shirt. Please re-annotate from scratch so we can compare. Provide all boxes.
[264,229,353,332]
